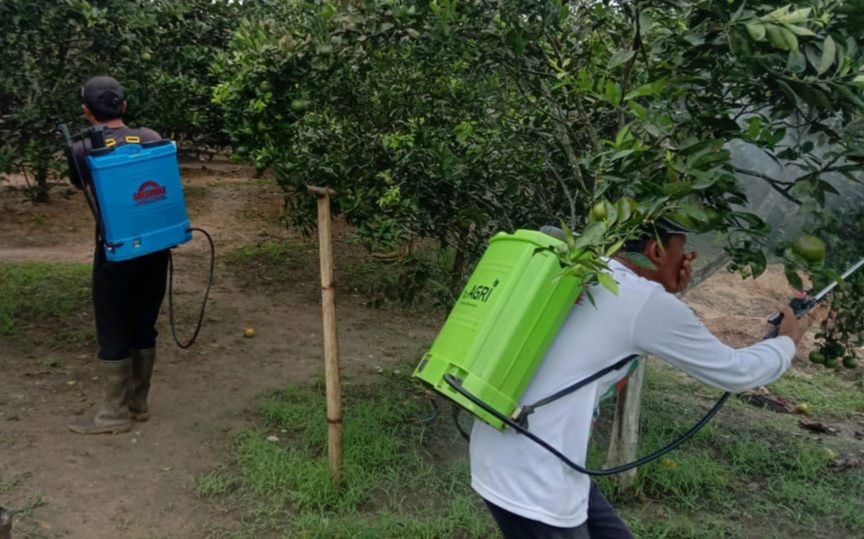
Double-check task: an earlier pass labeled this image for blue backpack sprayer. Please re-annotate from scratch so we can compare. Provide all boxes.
[59,123,214,348]
[415,226,864,475]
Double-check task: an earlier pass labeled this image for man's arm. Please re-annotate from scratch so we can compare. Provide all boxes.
[631,289,797,393]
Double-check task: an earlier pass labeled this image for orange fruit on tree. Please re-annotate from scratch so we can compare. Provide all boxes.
[791,235,826,264]
[589,201,608,222]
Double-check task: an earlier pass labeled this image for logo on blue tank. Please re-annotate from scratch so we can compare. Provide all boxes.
[133,180,167,205]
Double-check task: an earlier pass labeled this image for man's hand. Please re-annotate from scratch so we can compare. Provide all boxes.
[670,251,698,293]
[777,305,811,344]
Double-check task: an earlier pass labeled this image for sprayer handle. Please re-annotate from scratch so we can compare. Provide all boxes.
[764,297,812,339]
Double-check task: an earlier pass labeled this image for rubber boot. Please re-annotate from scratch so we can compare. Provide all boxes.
[128,347,156,422]
[67,358,132,434]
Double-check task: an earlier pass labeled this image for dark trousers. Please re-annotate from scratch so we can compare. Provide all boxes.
[92,247,169,360]
[586,482,633,539]
[484,482,632,539]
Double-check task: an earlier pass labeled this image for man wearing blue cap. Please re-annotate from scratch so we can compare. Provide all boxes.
[470,221,811,538]
[66,76,166,435]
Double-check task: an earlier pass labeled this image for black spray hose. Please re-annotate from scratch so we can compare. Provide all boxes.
[59,124,108,244]
[422,399,440,424]
[444,373,730,476]
[168,227,215,349]
[452,403,472,442]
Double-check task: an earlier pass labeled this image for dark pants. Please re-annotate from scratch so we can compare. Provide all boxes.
[484,482,632,539]
[586,482,633,539]
[92,247,169,360]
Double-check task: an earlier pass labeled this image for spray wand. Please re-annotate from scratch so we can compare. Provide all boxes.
[765,255,864,338]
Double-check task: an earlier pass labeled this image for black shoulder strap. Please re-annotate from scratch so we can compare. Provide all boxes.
[512,354,639,428]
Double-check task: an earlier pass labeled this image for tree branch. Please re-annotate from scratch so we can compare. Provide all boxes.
[733,166,802,204]
[549,163,578,228]
[617,8,643,131]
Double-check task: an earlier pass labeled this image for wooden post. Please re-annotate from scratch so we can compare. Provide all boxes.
[603,256,726,489]
[307,185,343,484]
[604,359,647,489]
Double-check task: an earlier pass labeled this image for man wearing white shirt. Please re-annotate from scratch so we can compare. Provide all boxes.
[470,225,811,538]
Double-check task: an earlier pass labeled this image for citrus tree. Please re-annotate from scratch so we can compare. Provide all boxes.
[213,1,570,285]
[112,0,238,153]
[0,0,236,202]
[492,0,864,356]
[214,0,863,309]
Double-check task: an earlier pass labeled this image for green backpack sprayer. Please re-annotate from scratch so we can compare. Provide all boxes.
[414,228,864,476]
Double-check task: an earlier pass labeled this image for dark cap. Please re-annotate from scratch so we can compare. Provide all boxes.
[654,217,694,235]
[81,76,125,106]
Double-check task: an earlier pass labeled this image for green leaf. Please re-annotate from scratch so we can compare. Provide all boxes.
[597,272,620,295]
[766,25,789,51]
[679,202,709,222]
[624,79,665,100]
[614,125,632,146]
[608,49,635,69]
[605,81,622,107]
[781,27,799,52]
[787,50,806,73]
[746,22,766,42]
[818,36,836,75]
[835,83,864,111]
[785,265,804,291]
[785,7,812,24]
[605,238,626,257]
[628,101,647,121]
[573,221,607,250]
[621,251,657,270]
[853,75,864,89]
[824,269,845,289]
[561,219,575,247]
[582,287,597,308]
[783,24,815,37]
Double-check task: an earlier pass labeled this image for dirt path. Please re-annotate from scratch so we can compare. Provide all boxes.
[0,167,438,539]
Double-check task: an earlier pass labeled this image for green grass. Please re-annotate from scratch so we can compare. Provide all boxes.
[196,469,237,499]
[0,261,93,348]
[767,368,864,419]
[588,361,864,539]
[200,360,864,538]
[200,373,496,538]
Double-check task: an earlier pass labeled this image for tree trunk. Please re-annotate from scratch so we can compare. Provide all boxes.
[451,245,466,294]
[33,164,50,204]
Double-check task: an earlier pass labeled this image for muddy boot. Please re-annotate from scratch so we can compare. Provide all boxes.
[128,347,156,421]
[67,358,132,435]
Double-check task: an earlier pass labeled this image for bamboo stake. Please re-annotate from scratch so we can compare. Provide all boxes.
[307,185,343,484]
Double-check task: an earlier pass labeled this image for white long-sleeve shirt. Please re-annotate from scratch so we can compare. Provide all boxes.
[470,259,794,527]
